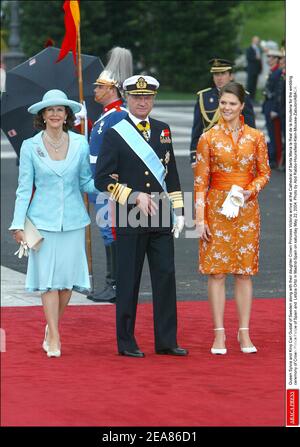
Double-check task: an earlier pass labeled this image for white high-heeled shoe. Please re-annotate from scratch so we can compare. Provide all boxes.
[47,341,61,358]
[42,325,49,353]
[211,328,227,355]
[238,328,257,353]
[47,348,61,358]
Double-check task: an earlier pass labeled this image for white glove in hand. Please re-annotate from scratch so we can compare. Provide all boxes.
[14,241,29,258]
[172,215,185,238]
[220,185,244,219]
[74,102,87,121]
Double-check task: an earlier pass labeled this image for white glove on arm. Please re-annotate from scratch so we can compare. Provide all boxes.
[172,215,185,238]
[74,102,87,128]
[220,185,244,219]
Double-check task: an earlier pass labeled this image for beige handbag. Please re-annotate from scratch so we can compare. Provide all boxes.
[14,217,44,258]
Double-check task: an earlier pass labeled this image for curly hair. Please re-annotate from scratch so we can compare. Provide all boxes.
[33,106,75,131]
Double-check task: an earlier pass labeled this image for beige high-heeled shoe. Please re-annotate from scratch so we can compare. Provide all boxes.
[238,328,257,353]
[42,325,49,353]
[211,328,227,355]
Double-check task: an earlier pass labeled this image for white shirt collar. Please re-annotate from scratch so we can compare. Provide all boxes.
[128,112,149,126]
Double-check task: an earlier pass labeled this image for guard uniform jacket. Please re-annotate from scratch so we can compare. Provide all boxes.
[190,86,256,164]
[94,116,184,234]
[89,99,127,203]
[262,65,282,116]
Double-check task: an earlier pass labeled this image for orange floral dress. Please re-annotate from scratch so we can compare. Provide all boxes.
[194,117,271,275]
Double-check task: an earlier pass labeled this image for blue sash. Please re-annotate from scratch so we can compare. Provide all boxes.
[112,119,167,192]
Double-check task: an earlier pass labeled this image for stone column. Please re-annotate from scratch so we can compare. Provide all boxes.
[3,0,25,70]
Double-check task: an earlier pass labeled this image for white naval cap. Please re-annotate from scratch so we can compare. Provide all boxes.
[123,75,160,95]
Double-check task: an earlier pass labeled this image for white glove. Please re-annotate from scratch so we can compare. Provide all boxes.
[14,241,29,258]
[74,102,87,124]
[172,215,185,238]
[270,110,279,119]
[220,185,244,219]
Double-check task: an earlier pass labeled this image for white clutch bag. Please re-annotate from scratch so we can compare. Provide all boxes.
[24,217,44,250]
[14,217,44,258]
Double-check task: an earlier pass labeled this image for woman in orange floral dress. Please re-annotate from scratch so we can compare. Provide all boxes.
[194,82,271,355]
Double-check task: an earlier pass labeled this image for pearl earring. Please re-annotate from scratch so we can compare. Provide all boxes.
[64,120,66,124]
[44,120,46,123]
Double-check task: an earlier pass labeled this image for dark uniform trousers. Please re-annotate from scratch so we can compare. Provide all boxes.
[262,66,282,165]
[94,116,183,353]
[116,231,177,352]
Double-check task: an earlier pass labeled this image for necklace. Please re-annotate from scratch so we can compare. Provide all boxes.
[43,131,66,152]
[228,125,241,133]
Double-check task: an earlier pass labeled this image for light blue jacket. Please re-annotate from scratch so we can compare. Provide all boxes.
[9,130,99,232]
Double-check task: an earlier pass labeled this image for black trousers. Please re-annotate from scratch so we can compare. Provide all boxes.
[115,231,178,352]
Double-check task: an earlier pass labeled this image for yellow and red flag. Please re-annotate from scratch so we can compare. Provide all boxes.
[56,0,80,64]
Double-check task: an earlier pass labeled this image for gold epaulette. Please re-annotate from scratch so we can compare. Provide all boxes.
[198,89,220,131]
[169,191,184,209]
[107,182,132,205]
[196,87,212,96]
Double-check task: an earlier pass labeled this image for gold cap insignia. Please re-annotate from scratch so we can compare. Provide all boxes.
[136,77,147,89]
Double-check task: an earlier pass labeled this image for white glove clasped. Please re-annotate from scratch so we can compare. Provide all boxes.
[14,241,29,259]
[172,215,185,238]
[220,185,244,219]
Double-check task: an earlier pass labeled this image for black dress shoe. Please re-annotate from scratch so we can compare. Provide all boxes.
[87,296,116,303]
[119,349,145,358]
[87,289,116,303]
[156,347,189,356]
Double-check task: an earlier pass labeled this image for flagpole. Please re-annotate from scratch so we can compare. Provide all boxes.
[77,22,94,293]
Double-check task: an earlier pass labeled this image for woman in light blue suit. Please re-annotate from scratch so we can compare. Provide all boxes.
[9,90,99,358]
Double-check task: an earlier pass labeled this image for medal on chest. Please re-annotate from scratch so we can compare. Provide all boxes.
[160,128,171,144]
[97,121,105,134]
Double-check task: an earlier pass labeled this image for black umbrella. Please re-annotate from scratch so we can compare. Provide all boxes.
[1,46,104,156]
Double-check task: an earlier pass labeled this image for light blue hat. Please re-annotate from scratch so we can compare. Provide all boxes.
[28,89,82,114]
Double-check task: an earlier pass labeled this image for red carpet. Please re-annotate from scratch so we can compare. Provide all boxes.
[1,299,285,427]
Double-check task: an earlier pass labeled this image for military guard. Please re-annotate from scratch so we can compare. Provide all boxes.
[262,49,283,169]
[190,58,256,166]
[87,47,133,303]
[94,75,188,357]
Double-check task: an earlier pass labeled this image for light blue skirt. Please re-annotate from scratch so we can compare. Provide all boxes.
[26,228,91,293]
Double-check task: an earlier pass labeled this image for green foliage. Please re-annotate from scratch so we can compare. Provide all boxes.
[1,29,8,53]
[145,0,240,92]
[19,1,65,55]
[237,0,285,49]
[3,0,286,93]
[17,0,240,93]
